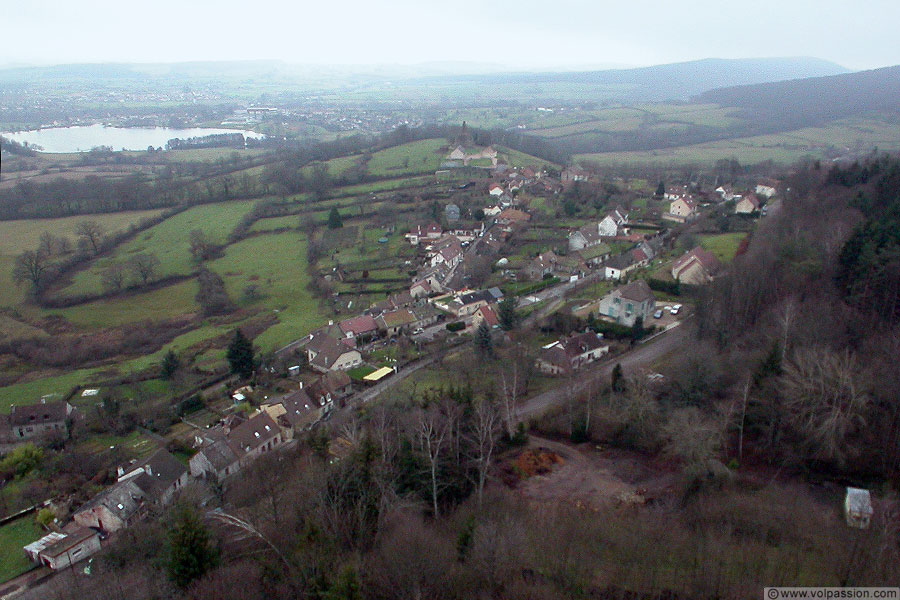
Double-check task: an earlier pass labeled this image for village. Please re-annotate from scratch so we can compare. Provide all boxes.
[1,140,835,588]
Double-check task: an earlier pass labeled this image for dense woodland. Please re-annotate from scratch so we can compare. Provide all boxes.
[26,156,900,600]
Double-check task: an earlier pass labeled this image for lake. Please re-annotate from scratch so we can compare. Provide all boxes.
[1,124,265,153]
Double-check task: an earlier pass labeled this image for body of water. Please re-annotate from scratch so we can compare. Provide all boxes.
[1,124,265,153]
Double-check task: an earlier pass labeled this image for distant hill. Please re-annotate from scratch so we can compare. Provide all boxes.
[696,65,900,131]
[402,57,850,101]
[0,57,849,102]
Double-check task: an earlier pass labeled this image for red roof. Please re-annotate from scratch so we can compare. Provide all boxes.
[489,183,503,192]
[339,315,378,336]
[672,246,722,277]
[476,305,499,327]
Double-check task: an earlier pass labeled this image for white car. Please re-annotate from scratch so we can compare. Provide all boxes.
[670,304,682,315]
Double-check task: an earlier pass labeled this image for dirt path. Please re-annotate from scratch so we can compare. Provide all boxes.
[511,436,676,510]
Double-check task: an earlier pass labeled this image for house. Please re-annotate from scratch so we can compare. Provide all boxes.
[73,478,148,532]
[5,400,73,443]
[410,303,441,329]
[24,528,101,571]
[309,370,353,404]
[488,183,504,196]
[715,185,735,201]
[755,184,777,198]
[376,308,418,336]
[603,249,647,280]
[495,208,531,228]
[445,204,461,222]
[576,242,612,267]
[596,280,656,327]
[429,236,464,269]
[447,289,496,317]
[410,279,434,299]
[338,315,379,342]
[268,388,325,435]
[483,205,502,217]
[561,166,588,184]
[307,334,363,372]
[115,448,190,507]
[524,251,561,281]
[536,332,609,375]
[568,208,628,251]
[735,194,761,214]
[74,449,188,532]
[406,223,442,245]
[844,487,874,529]
[667,197,697,221]
[370,291,417,316]
[471,305,500,329]
[671,246,722,285]
[189,413,284,480]
[448,145,466,160]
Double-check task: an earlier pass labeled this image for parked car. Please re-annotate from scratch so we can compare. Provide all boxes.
[670,304,682,315]
[412,327,425,335]
[653,309,663,319]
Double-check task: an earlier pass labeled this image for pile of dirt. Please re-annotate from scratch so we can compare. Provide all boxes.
[514,448,564,478]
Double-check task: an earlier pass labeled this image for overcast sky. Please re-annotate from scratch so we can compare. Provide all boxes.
[2,0,898,71]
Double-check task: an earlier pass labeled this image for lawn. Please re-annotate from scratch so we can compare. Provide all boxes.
[0,367,101,413]
[0,209,167,308]
[207,231,329,351]
[366,138,448,177]
[58,200,257,298]
[0,516,42,583]
[44,278,199,329]
[700,232,747,263]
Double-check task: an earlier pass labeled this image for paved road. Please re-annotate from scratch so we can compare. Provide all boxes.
[518,320,693,420]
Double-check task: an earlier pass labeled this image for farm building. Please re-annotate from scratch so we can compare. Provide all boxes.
[845,487,873,529]
[24,528,101,570]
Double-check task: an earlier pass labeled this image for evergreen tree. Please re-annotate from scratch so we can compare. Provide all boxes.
[227,329,256,380]
[611,363,624,392]
[655,181,665,197]
[327,207,343,229]
[166,505,220,588]
[630,316,645,342]
[160,350,180,380]
[497,296,519,331]
[475,320,493,356]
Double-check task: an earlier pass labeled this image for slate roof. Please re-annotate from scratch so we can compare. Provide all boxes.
[9,401,70,427]
[617,279,655,303]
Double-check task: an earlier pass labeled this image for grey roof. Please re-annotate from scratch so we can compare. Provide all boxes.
[459,289,495,306]
[119,449,187,502]
[846,487,873,515]
[10,401,70,426]
[76,478,147,522]
[617,280,655,303]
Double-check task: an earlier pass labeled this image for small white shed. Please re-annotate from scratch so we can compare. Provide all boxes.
[844,487,873,529]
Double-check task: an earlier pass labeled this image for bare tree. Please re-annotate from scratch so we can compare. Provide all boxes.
[414,404,452,517]
[12,249,52,290]
[75,220,105,254]
[467,396,501,506]
[101,262,127,292]
[782,348,869,467]
[128,252,161,285]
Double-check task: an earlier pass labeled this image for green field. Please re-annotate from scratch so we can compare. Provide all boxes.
[0,209,167,308]
[58,200,257,298]
[208,231,327,351]
[0,516,42,583]
[575,115,900,167]
[366,138,448,177]
[700,232,747,263]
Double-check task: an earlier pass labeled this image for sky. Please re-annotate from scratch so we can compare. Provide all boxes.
[2,0,899,71]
